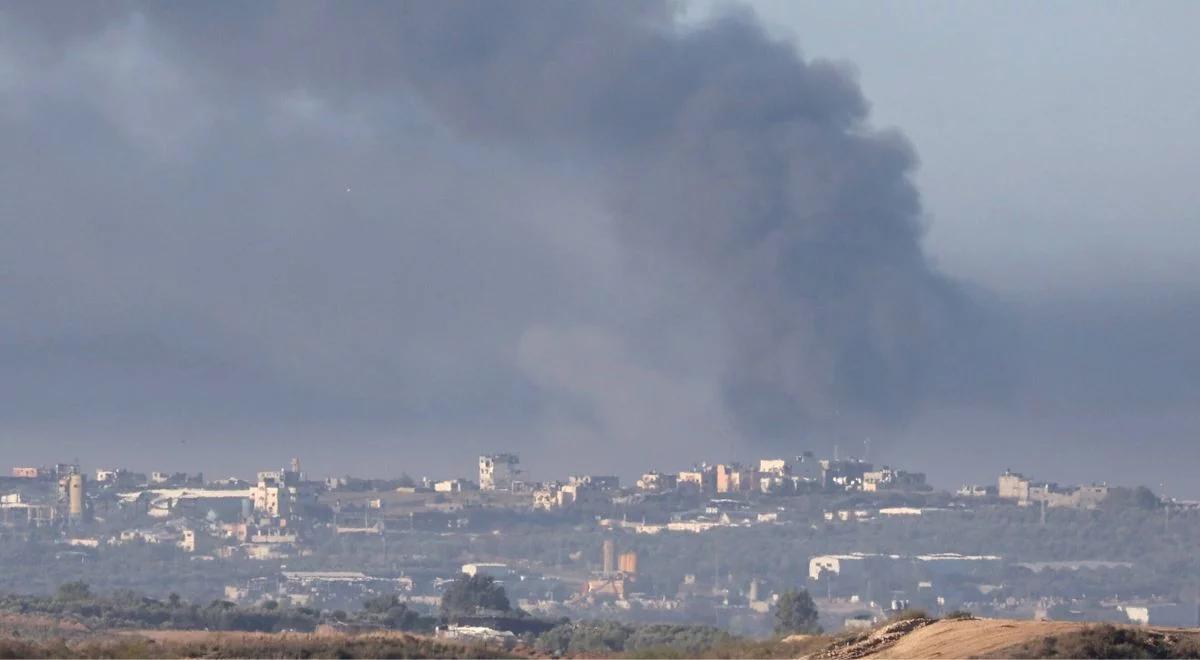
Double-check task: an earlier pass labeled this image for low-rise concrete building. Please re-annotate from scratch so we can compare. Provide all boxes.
[461,562,511,578]
[636,471,677,492]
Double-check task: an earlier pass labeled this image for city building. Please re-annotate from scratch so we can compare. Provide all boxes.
[862,467,928,492]
[758,459,790,476]
[716,463,754,494]
[434,479,470,493]
[998,470,1031,501]
[793,451,821,481]
[253,474,290,518]
[998,470,1109,509]
[821,459,873,491]
[531,483,561,510]
[462,562,511,578]
[479,454,520,491]
[178,529,197,552]
[636,471,677,492]
[677,465,716,494]
[556,482,602,507]
[957,484,992,497]
[569,475,620,491]
[618,551,638,575]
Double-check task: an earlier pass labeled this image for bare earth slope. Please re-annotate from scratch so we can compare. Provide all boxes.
[0,613,527,659]
[810,617,1200,659]
[873,619,1089,658]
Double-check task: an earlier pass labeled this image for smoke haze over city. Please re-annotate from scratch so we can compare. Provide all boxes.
[1,1,1198,494]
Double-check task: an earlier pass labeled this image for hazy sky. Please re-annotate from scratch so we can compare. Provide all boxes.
[741,1,1200,494]
[0,2,1197,494]
[741,1,1200,299]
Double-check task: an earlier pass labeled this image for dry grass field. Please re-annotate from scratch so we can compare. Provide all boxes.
[809,617,1200,659]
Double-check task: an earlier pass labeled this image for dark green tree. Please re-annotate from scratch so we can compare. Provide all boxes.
[440,574,511,617]
[362,594,426,629]
[774,588,820,635]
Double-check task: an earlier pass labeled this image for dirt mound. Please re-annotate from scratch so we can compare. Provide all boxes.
[987,622,1200,659]
[808,618,1200,659]
[872,618,1087,658]
[808,617,936,659]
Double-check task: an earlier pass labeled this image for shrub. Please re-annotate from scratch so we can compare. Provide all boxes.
[1002,624,1200,659]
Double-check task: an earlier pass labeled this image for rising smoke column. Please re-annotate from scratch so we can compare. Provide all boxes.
[8,1,1008,439]
[370,2,1009,434]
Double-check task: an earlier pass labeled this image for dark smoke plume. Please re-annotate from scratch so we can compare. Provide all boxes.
[335,1,1009,433]
[4,1,1009,441]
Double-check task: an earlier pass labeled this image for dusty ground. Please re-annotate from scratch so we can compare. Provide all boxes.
[812,617,1200,659]
[124,627,554,657]
[872,618,1090,658]
[129,628,381,643]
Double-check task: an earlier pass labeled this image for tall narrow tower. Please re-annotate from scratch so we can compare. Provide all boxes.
[68,473,85,522]
[602,539,615,575]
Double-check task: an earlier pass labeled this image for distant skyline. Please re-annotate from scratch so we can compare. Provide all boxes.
[0,2,1197,496]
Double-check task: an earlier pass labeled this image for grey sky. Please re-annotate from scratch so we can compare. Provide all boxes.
[721,1,1200,298]
[0,2,1196,494]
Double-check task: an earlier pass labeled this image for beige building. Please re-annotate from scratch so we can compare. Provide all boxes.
[618,551,638,575]
[863,467,928,492]
[1034,483,1110,509]
[758,458,789,476]
[678,467,716,494]
[253,479,290,518]
[66,473,86,521]
[178,529,197,552]
[716,464,754,494]
[532,483,560,510]
[479,454,520,491]
[434,478,468,493]
[636,471,677,492]
[461,562,510,578]
[999,470,1108,509]
[584,576,627,600]
[998,470,1031,500]
[556,482,603,507]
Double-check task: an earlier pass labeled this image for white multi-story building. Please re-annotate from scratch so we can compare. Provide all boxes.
[479,454,520,491]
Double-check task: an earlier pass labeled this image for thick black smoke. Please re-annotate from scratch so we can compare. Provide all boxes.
[2,1,1007,443]
[268,1,1010,433]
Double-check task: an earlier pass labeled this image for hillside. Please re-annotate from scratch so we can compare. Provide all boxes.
[0,612,526,659]
[808,617,1200,659]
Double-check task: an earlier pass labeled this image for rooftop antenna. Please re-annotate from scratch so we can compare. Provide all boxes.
[864,438,871,463]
